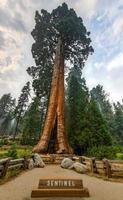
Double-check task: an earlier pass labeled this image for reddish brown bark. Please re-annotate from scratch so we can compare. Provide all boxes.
[32,38,72,154]
[56,45,69,153]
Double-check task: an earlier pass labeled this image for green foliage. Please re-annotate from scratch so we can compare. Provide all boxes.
[90,84,114,139]
[66,66,89,152]
[21,97,41,145]
[76,99,112,154]
[84,99,112,147]
[87,145,122,160]
[6,143,18,159]
[113,101,123,145]
[1,138,9,145]
[27,2,93,121]
[116,153,123,160]
[91,85,113,120]
[0,93,16,136]
[14,82,30,139]
[0,139,3,147]
[0,93,15,119]
[17,149,32,158]
[66,67,112,154]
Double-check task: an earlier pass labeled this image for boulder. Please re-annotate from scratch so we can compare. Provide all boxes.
[28,158,34,170]
[72,162,87,173]
[61,158,74,169]
[33,153,45,168]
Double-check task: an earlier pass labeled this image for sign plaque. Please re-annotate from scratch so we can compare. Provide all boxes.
[31,178,89,198]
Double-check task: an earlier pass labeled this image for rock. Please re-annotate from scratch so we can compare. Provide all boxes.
[28,158,34,170]
[61,158,74,169]
[72,162,87,173]
[33,153,45,168]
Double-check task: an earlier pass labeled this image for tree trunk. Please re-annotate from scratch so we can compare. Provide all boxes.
[56,45,69,153]
[32,38,72,154]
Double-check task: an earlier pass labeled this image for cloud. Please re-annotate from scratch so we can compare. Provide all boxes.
[107,52,123,71]
[0,7,27,32]
[0,65,16,74]
[0,0,123,103]
[0,31,5,50]
[112,17,123,37]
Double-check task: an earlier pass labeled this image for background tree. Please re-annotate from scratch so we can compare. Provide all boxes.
[84,99,112,150]
[66,65,89,153]
[113,101,123,145]
[0,93,15,136]
[91,85,113,122]
[13,82,30,139]
[21,97,42,145]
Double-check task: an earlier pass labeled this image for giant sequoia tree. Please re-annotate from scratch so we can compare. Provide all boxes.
[30,3,93,154]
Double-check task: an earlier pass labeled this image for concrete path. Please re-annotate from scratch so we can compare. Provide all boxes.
[0,165,123,200]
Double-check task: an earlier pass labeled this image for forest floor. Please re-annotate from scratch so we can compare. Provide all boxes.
[0,165,123,200]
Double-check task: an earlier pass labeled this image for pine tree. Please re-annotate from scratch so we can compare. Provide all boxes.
[14,82,30,139]
[21,97,41,145]
[0,93,15,119]
[66,66,89,153]
[82,99,112,152]
[90,84,113,122]
[113,101,123,145]
[0,93,15,135]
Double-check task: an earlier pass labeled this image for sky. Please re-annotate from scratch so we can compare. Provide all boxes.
[0,0,123,103]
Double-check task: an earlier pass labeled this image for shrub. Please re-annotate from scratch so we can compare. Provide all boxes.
[17,149,32,158]
[116,153,123,160]
[0,139,4,147]
[0,138,9,146]
[6,143,18,159]
[87,145,123,160]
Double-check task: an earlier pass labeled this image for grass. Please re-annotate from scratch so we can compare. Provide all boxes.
[0,145,32,159]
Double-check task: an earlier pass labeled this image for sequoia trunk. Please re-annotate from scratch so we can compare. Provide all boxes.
[56,46,69,153]
[32,40,60,153]
[32,38,72,154]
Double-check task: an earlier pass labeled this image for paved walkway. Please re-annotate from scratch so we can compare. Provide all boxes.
[0,165,123,200]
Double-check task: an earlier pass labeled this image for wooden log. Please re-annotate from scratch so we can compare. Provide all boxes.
[23,157,29,169]
[90,158,97,173]
[0,158,11,165]
[95,161,104,169]
[111,163,123,171]
[109,160,123,164]
[10,158,24,165]
[81,156,92,161]
[0,165,4,171]
[96,168,105,175]
[0,158,11,178]
[8,163,23,170]
[103,159,111,178]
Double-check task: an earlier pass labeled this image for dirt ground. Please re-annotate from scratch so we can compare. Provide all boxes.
[0,165,123,200]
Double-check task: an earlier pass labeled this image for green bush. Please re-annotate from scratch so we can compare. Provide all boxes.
[0,139,4,147]
[6,143,18,159]
[0,138,9,146]
[87,145,123,160]
[17,149,32,158]
[116,153,123,160]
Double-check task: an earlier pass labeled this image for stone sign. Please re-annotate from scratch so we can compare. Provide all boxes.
[31,178,89,198]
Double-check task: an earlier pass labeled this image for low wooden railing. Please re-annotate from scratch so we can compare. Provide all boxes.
[0,155,123,179]
[0,157,28,179]
[81,156,123,178]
